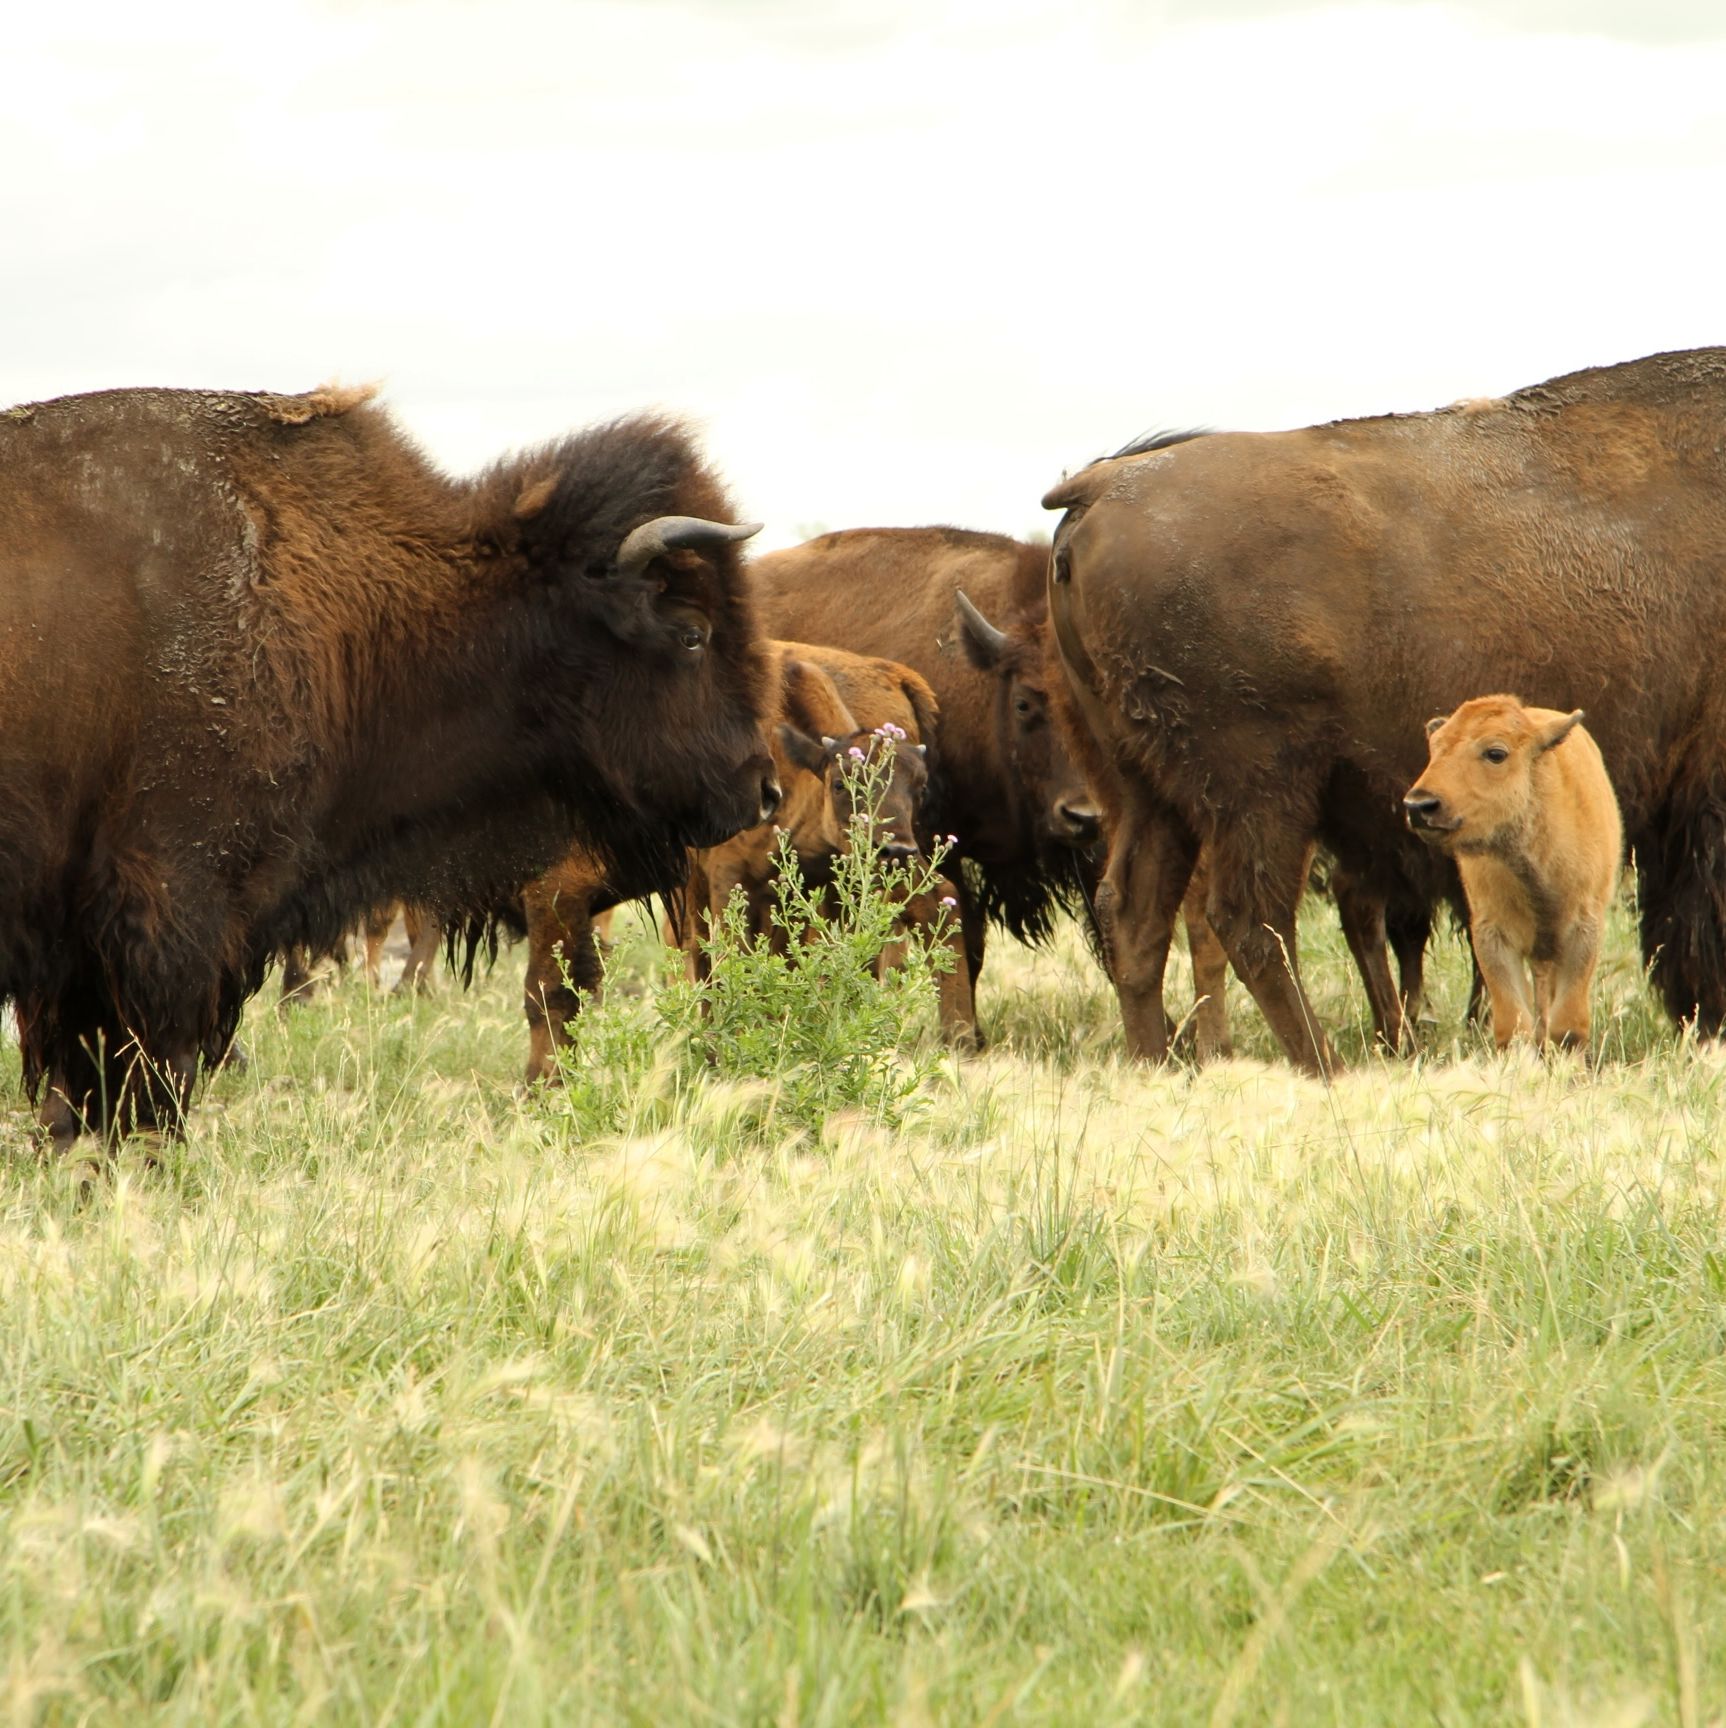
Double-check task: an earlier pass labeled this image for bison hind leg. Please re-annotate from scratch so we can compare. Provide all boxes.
[1205,822,1340,1077]
[1637,784,1726,1037]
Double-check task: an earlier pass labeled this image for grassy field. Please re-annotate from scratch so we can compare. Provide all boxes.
[3,887,1725,1725]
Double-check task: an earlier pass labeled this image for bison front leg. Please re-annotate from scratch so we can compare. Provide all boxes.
[1385,892,1437,1031]
[956,878,987,993]
[1206,828,1339,1077]
[361,907,394,989]
[1537,916,1604,1052]
[890,875,977,1051]
[1469,920,1537,1051]
[1180,858,1233,1062]
[1332,873,1410,1052]
[35,1070,84,1154]
[394,905,440,996]
[1096,800,1200,1063]
[278,946,318,1007]
[520,890,604,1085]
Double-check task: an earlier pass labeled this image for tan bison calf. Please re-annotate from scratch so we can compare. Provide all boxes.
[1403,696,1622,1051]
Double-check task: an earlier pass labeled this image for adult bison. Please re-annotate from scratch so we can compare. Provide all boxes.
[0,383,778,1143]
[1044,347,1726,1072]
[752,529,1099,1005]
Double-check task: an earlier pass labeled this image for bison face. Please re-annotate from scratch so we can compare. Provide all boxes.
[779,725,929,863]
[1404,696,1584,854]
[827,728,929,862]
[955,589,1102,854]
[512,497,781,869]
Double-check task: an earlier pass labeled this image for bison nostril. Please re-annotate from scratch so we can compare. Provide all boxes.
[1055,800,1102,842]
[758,776,783,823]
[878,842,918,861]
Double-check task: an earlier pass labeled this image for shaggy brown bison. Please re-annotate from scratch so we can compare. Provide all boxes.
[1044,347,1726,1072]
[0,383,778,1143]
[1406,697,1622,1050]
[752,528,1100,1010]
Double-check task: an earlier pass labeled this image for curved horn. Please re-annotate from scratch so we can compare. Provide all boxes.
[955,588,1010,659]
[614,516,762,581]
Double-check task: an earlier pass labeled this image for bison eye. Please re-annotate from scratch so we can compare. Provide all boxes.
[1482,744,1509,764]
[678,625,706,656]
[1014,696,1034,718]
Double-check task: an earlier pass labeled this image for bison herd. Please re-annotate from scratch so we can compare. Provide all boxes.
[3,345,1722,1150]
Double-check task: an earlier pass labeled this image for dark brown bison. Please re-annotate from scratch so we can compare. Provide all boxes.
[966,587,1469,1062]
[752,529,1100,1007]
[1044,348,1726,1072]
[0,383,778,1143]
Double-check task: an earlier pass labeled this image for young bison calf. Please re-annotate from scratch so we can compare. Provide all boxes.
[1403,695,1622,1051]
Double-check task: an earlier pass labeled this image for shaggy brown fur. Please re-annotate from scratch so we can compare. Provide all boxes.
[1406,696,1622,1049]
[1044,347,1726,1072]
[0,383,777,1143]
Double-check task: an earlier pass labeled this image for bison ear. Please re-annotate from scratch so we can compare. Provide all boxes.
[1538,709,1585,753]
[512,474,560,521]
[777,724,832,778]
[1424,714,1449,737]
[913,743,927,758]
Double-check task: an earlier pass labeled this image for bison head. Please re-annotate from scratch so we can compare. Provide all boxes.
[955,589,1101,854]
[1404,695,1585,854]
[498,422,782,881]
[778,722,930,864]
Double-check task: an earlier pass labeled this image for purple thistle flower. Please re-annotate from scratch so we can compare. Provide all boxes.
[847,745,866,761]
[940,895,957,908]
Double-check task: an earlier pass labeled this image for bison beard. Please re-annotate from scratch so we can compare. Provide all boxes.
[1044,346,1726,1069]
[0,383,776,1144]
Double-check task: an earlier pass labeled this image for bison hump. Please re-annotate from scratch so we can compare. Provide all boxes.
[256,382,381,426]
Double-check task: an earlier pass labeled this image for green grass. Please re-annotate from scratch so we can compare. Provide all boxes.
[2,890,1724,1724]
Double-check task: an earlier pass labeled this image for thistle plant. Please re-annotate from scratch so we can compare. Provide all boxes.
[657,729,957,1134]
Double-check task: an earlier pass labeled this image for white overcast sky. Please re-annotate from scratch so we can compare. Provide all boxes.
[7,0,1725,546]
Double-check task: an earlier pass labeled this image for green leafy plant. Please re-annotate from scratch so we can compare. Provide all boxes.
[656,737,957,1134]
